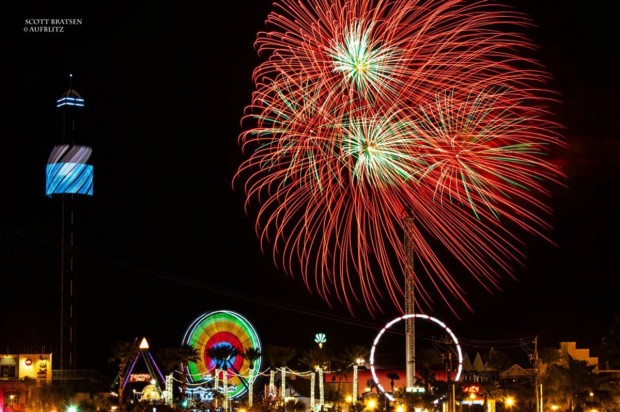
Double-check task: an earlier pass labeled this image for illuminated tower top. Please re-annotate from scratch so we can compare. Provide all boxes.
[46,74,93,198]
[56,89,84,108]
[56,73,84,109]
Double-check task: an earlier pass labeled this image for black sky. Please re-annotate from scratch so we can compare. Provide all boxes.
[2,0,618,378]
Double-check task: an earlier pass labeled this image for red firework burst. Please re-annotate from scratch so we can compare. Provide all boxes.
[235,0,567,317]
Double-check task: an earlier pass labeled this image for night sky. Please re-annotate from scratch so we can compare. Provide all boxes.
[2,0,618,379]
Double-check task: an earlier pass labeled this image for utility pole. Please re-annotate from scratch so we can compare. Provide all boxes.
[533,336,542,412]
[442,351,456,412]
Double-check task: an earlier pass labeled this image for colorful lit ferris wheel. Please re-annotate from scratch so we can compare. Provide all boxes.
[181,310,262,399]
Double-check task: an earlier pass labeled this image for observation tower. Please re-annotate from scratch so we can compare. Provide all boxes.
[45,74,94,372]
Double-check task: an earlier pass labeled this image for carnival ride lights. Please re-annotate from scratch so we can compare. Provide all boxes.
[121,338,166,394]
[369,313,463,402]
[181,310,262,400]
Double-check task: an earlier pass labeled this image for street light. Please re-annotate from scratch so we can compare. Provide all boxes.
[353,357,365,404]
[346,394,353,412]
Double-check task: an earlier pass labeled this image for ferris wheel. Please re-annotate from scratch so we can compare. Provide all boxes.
[182,310,262,399]
[369,313,463,402]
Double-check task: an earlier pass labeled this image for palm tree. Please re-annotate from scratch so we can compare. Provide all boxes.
[178,343,200,404]
[206,345,242,371]
[264,345,297,406]
[241,347,262,407]
[299,347,330,410]
[108,339,138,406]
[333,365,349,395]
[340,345,369,364]
[542,355,602,411]
[156,347,184,402]
[26,382,76,411]
[414,347,443,394]
[340,345,369,403]
[538,346,562,379]
[330,362,349,412]
[156,347,182,375]
[206,344,242,412]
[22,376,37,409]
[602,314,620,369]
[284,398,306,412]
[386,372,400,395]
[485,348,513,379]
[367,378,383,395]
[77,392,115,412]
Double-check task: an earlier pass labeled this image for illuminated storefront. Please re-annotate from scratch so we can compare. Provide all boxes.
[0,354,52,412]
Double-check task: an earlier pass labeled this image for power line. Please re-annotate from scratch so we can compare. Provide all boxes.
[1,225,541,349]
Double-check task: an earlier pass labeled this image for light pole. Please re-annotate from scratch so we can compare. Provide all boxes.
[314,333,327,410]
[318,364,325,409]
[353,357,365,404]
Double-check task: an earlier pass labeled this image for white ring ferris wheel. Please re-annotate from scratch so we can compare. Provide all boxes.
[369,313,463,402]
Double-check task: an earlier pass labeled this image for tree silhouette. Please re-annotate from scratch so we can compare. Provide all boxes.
[415,347,443,392]
[263,345,297,403]
[178,344,200,402]
[543,356,602,411]
[386,372,400,394]
[299,347,330,409]
[108,339,138,406]
[602,314,620,369]
[241,347,262,407]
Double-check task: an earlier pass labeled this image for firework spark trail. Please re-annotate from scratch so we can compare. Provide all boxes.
[235,0,567,317]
